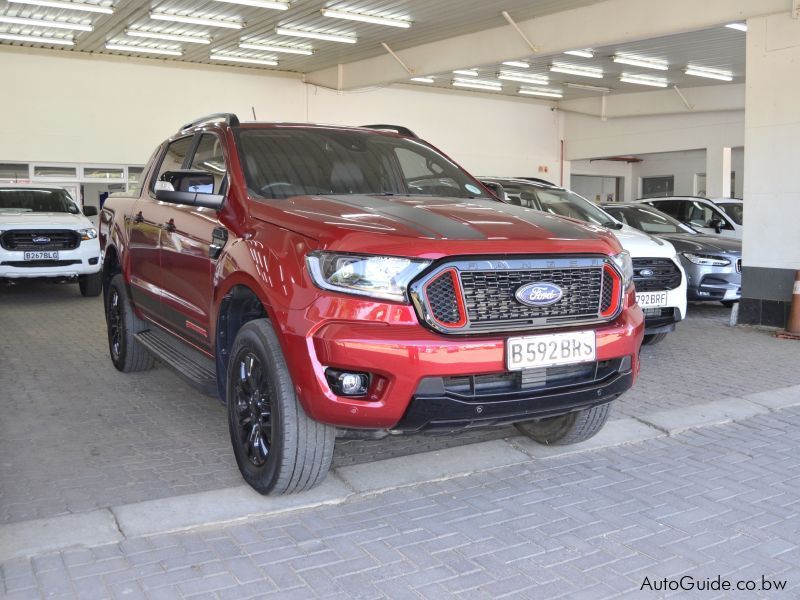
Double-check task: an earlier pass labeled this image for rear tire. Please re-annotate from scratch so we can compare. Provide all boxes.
[642,333,668,346]
[515,403,611,446]
[227,319,335,495]
[106,274,154,372]
[79,271,102,297]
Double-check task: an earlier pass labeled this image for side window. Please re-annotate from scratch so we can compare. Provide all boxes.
[152,136,194,192]
[189,134,228,194]
[651,200,681,219]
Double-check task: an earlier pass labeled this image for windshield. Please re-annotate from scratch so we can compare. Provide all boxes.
[498,181,617,227]
[236,128,489,200]
[0,188,80,214]
[716,202,743,225]
[605,205,696,234]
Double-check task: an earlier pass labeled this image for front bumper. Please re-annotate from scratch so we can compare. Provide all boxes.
[682,260,742,301]
[0,240,101,279]
[283,289,644,430]
[639,261,687,335]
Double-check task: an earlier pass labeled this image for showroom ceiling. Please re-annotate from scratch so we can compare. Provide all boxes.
[0,0,745,100]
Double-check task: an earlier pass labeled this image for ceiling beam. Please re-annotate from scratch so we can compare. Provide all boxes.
[306,0,787,90]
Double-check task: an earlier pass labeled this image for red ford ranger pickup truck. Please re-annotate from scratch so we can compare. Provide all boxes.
[100,114,644,495]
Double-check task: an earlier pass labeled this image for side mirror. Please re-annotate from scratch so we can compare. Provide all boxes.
[708,218,723,233]
[83,206,98,217]
[155,170,224,210]
[481,181,506,201]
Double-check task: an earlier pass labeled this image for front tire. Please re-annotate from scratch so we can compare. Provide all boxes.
[79,271,102,297]
[227,319,335,495]
[642,333,668,346]
[515,403,611,445]
[106,274,154,372]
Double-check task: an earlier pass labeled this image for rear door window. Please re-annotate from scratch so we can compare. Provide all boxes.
[151,136,194,192]
[188,134,228,194]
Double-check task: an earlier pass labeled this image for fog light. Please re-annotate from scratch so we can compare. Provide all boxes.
[325,369,370,397]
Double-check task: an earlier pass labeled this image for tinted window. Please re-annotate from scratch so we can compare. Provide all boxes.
[189,134,227,195]
[606,206,695,234]
[236,129,487,200]
[152,136,193,191]
[0,188,80,214]
[716,202,743,225]
[648,200,683,219]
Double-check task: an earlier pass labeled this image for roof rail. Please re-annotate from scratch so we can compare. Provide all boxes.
[360,124,418,138]
[180,113,240,132]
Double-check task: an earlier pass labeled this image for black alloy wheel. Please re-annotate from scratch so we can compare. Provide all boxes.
[233,352,273,467]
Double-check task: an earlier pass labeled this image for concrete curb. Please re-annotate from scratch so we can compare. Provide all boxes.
[2,387,798,561]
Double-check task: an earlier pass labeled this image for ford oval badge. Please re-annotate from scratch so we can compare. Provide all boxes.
[640,268,654,277]
[515,282,563,307]
[32,236,51,245]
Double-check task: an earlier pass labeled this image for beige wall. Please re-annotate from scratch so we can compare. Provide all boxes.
[0,47,561,178]
[743,13,800,271]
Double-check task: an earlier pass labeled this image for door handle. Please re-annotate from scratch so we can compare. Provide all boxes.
[133,211,143,224]
[162,219,176,233]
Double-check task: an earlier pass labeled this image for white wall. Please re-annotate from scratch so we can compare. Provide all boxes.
[0,47,561,178]
[743,12,800,271]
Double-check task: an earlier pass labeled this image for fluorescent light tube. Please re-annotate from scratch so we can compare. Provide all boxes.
[550,63,603,78]
[498,71,549,85]
[239,42,312,55]
[410,76,434,83]
[564,82,611,93]
[684,66,733,81]
[453,69,478,76]
[0,32,74,44]
[502,61,529,68]
[106,43,183,56]
[275,26,356,43]
[321,8,410,28]
[613,54,668,71]
[150,12,243,29]
[126,29,210,44]
[452,79,502,91]
[564,49,593,58]
[725,23,747,32]
[518,87,562,98]
[7,0,112,14]
[210,54,278,66]
[213,0,288,9]
[619,73,668,87]
[0,15,92,31]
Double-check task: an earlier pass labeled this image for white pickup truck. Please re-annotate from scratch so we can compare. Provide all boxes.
[0,184,102,296]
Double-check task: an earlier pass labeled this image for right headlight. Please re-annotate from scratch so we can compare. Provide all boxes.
[681,252,730,266]
[306,251,431,302]
[611,250,633,288]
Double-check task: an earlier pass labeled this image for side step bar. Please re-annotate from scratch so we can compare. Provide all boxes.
[136,330,218,397]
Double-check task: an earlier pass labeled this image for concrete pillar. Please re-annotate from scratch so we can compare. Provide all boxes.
[705,145,732,198]
[738,12,800,329]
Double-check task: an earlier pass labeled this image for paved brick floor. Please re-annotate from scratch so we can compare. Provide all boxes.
[3,408,800,599]
[2,280,799,525]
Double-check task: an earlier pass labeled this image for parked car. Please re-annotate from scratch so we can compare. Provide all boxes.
[0,184,102,295]
[638,196,742,239]
[100,114,645,495]
[601,203,742,306]
[481,177,687,346]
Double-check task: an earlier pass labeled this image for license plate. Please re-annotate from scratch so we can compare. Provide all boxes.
[24,251,59,260]
[636,291,667,308]
[506,331,596,371]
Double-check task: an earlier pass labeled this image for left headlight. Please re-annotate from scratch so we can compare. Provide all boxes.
[79,228,98,241]
[306,252,431,302]
[611,250,634,288]
[681,252,730,266]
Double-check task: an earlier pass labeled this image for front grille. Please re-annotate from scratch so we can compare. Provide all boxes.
[426,271,462,325]
[642,307,677,328]
[0,260,82,268]
[633,258,681,292]
[459,267,603,331]
[0,230,80,251]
